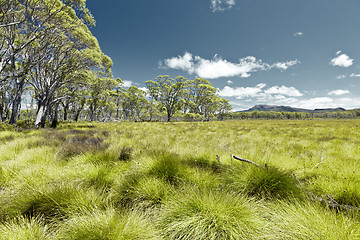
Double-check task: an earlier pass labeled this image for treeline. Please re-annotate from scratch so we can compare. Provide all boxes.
[0,1,231,127]
[225,110,360,120]
[13,75,232,125]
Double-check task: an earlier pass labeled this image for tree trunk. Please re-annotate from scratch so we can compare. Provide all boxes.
[51,102,59,128]
[9,78,25,125]
[35,96,51,128]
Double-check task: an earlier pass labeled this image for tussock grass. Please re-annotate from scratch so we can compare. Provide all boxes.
[265,201,360,239]
[148,151,185,184]
[57,208,158,240]
[223,163,303,200]
[157,187,263,240]
[0,216,53,240]
[1,120,360,238]
[0,182,105,222]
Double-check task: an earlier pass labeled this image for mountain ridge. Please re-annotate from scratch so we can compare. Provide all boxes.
[240,104,347,113]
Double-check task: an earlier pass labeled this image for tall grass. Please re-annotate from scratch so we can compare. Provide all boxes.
[56,208,158,240]
[157,187,263,240]
[1,120,360,238]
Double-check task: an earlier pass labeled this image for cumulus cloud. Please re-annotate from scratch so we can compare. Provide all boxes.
[227,80,233,85]
[328,89,350,96]
[219,83,303,100]
[211,0,236,12]
[293,32,303,37]
[330,52,353,67]
[161,52,300,79]
[164,52,193,71]
[264,85,303,97]
[122,80,133,88]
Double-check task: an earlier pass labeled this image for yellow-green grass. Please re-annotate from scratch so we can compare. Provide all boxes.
[0,120,359,239]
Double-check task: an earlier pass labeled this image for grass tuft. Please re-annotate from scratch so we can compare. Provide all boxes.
[148,152,184,184]
[157,187,262,240]
[243,166,302,200]
[0,216,53,240]
[57,208,158,240]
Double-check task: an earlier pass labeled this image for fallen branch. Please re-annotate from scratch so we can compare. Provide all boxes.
[233,155,264,168]
[311,149,326,171]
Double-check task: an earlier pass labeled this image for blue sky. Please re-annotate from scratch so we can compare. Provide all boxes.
[86,0,360,110]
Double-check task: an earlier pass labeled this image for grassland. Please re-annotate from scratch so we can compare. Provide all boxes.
[0,120,360,239]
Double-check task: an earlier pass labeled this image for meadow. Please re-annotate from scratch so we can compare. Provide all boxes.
[0,119,359,239]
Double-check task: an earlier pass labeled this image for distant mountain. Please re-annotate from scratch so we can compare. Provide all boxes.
[240,104,346,113]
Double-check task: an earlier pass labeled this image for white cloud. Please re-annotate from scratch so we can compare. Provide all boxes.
[219,83,303,100]
[211,0,236,12]
[219,85,264,98]
[164,52,193,71]
[293,32,303,37]
[227,80,233,85]
[350,73,360,78]
[336,75,347,79]
[328,89,350,96]
[139,87,148,93]
[264,85,303,97]
[161,53,300,79]
[330,52,353,67]
[272,60,300,70]
[295,97,334,109]
[122,80,133,88]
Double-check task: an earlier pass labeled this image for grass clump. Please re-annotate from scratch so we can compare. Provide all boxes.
[224,163,302,200]
[267,201,360,239]
[148,151,184,184]
[157,187,262,240]
[0,216,53,240]
[57,208,158,240]
[0,182,104,222]
[243,166,302,200]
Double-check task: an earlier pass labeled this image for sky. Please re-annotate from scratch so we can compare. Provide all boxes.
[86,0,360,111]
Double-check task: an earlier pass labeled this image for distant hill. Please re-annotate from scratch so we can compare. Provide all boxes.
[240,104,346,113]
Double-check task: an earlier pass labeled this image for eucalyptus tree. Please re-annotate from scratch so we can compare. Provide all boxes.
[185,78,218,115]
[121,86,148,121]
[0,0,96,124]
[28,20,112,127]
[146,75,187,122]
